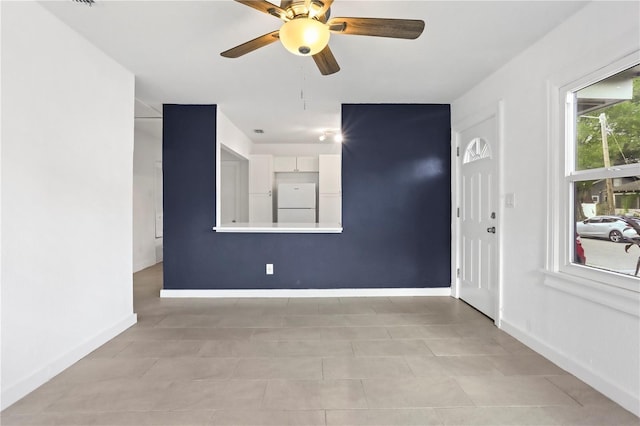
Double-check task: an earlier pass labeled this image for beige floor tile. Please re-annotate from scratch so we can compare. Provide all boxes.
[155,380,267,411]
[406,355,502,377]
[114,327,189,341]
[210,409,326,425]
[352,339,434,357]
[51,358,157,384]
[252,326,389,341]
[141,357,237,381]
[362,377,474,408]
[545,375,620,406]
[542,405,640,426]
[282,314,346,327]
[489,353,569,376]
[232,357,322,379]
[318,303,377,315]
[326,408,442,425]
[323,357,414,379]
[492,334,538,355]
[251,327,326,341]
[85,339,132,358]
[321,326,391,340]
[435,406,560,425]
[91,410,215,425]
[135,314,167,328]
[235,298,289,308]
[452,322,503,338]
[0,412,100,426]
[425,338,510,356]
[43,379,173,413]
[115,340,204,358]
[386,325,460,339]
[177,327,256,340]
[4,264,633,425]
[156,314,225,328]
[263,379,368,409]
[218,314,283,328]
[343,313,450,327]
[199,339,354,357]
[455,376,579,407]
[0,381,70,416]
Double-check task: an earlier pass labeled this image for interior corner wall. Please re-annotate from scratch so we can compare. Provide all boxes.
[133,121,163,272]
[1,2,136,409]
[163,104,451,290]
[451,1,639,414]
[217,109,253,159]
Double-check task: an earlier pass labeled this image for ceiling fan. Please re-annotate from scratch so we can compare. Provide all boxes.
[220,0,425,76]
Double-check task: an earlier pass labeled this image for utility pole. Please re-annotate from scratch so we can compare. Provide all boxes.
[599,113,616,215]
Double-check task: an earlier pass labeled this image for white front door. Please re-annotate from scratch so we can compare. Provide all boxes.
[458,114,499,320]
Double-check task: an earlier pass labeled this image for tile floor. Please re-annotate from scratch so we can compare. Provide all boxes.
[2,263,639,425]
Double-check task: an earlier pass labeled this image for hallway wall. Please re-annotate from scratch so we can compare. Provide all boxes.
[1,2,136,409]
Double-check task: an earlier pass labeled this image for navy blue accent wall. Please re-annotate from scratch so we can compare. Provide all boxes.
[163,103,451,290]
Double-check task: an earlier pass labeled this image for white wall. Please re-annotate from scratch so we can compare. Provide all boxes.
[133,120,162,272]
[217,108,253,159]
[452,2,639,415]
[252,143,341,156]
[1,2,136,409]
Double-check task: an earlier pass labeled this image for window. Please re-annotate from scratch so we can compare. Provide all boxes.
[566,63,640,281]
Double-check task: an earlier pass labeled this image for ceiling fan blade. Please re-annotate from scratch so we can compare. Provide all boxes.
[220,30,280,58]
[280,0,293,8]
[315,0,333,19]
[235,0,288,20]
[328,17,425,39]
[312,45,340,75]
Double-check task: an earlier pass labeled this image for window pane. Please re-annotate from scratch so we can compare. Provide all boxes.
[573,176,640,277]
[575,65,640,171]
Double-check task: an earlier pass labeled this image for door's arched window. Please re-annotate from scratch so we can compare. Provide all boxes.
[463,137,492,164]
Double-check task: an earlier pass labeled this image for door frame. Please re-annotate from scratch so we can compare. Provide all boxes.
[452,101,504,326]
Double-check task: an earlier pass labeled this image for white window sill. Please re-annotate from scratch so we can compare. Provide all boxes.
[542,269,640,317]
[213,222,343,233]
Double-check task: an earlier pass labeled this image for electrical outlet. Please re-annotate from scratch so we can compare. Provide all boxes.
[266,264,274,275]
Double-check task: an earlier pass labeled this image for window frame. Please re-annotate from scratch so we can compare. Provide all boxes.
[546,51,640,297]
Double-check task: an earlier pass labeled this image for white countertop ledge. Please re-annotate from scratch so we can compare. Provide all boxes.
[213,222,343,233]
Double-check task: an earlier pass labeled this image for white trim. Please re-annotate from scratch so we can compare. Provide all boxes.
[1,314,137,411]
[213,224,342,233]
[500,318,640,417]
[161,287,451,298]
[542,270,640,317]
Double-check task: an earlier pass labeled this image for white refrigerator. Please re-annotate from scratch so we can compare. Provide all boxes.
[277,183,316,223]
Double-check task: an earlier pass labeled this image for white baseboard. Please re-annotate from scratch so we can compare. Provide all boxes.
[1,313,137,411]
[500,319,640,417]
[133,255,157,273]
[160,287,452,298]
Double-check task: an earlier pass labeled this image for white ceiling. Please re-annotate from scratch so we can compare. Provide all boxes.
[42,0,587,144]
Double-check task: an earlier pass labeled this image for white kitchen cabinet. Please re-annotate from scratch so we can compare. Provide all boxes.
[273,156,296,172]
[296,156,319,172]
[318,154,341,225]
[249,193,273,223]
[319,154,341,194]
[319,194,341,225]
[273,156,318,172]
[249,155,273,223]
[249,155,273,194]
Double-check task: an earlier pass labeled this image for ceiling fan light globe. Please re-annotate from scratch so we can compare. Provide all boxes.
[279,18,330,56]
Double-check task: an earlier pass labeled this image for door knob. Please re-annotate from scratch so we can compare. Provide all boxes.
[487,226,496,234]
